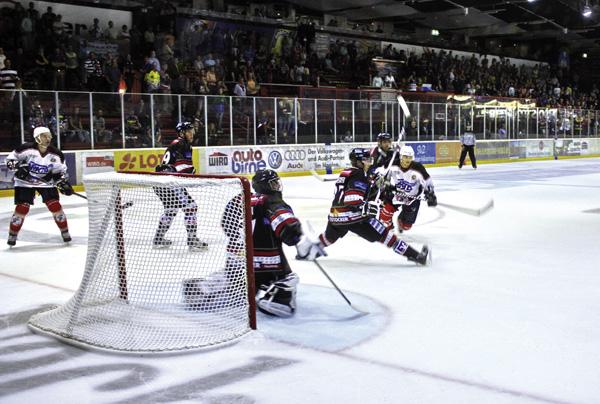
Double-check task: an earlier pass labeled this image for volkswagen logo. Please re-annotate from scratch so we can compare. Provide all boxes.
[284,150,306,161]
[268,151,282,169]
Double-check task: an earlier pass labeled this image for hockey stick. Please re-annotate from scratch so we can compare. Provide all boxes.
[312,258,369,316]
[305,222,369,315]
[437,199,494,216]
[310,169,338,182]
[372,95,411,209]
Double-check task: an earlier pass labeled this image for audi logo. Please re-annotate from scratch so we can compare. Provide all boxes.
[284,150,307,161]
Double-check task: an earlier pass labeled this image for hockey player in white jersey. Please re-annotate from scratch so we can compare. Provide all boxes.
[377,145,437,232]
[5,126,74,246]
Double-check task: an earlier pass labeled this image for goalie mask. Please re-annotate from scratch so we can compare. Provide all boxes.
[349,148,374,169]
[399,145,415,169]
[252,169,282,194]
[33,126,52,146]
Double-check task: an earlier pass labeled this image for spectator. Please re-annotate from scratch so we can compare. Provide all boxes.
[0,48,6,70]
[147,50,161,72]
[372,74,383,88]
[64,45,79,90]
[93,109,112,144]
[49,47,66,90]
[0,59,19,90]
[118,25,130,40]
[83,52,104,91]
[104,21,119,40]
[66,107,91,144]
[233,77,246,97]
[384,71,396,88]
[144,65,161,93]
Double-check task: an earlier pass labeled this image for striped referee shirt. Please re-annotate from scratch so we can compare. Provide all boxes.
[0,68,19,89]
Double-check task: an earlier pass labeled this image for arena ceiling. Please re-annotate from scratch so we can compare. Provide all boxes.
[288,0,600,57]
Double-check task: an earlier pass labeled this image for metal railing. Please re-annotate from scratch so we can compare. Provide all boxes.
[1,89,598,151]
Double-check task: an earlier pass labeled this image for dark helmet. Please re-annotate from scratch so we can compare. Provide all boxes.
[176,121,194,136]
[377,132,392,141]
[349,148,373,168]
[252,169,282,194]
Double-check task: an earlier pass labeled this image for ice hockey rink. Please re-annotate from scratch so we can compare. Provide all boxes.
[1,157,599,404]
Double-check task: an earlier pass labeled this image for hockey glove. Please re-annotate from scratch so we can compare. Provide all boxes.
[57,179,74,196]
[15,166,31,181]
[361,200,381,218]
[6,160,19,171]
[295,236,327,261]
[425,190,437,207]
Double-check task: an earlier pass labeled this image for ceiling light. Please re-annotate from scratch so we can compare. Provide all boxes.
[583,2,592,17]
[527,0,536,2]
[583,53,588,58]
[431,29,439,36]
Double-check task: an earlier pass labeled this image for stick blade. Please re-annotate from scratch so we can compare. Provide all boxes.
[397,95,410,118]
[437,198,494,216]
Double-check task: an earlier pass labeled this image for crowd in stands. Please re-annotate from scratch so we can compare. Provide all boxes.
[0,0,598,149]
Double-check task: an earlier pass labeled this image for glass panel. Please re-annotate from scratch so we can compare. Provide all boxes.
[573,109,584,137]
[297,98,316,144]
[91,92,121,149]
[206,94,231,146]
[255,97,275,145]
[122,93,153,148]
[354,99,371,143]
[316,99,334,144]
[0,90,26,151]
[405,102,419,141]
[231,96,253,146]
[371,100,385,140]
[446,104,460,141]
[58,92,92,150]
[433,103,447,140]
[152,93,178,148]
[496,108,509,139]
[180,94,206,146]
[527,109,538,138]
[537,109,548,138]
[420,102,433,141]
[385,102,394,137]
[336,100,353,143]
[276,97,295,144]
[25,91,56,145]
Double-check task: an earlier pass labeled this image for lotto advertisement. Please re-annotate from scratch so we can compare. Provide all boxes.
[114,149,165,173]
[435,142,462,164]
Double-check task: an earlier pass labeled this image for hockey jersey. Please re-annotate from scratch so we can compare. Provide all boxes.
[6,143,67,188]
[328,167,371,225]
[251,192,302,273]
[384,161,434,206]
[370,145,399,169]
[162,137,194,173]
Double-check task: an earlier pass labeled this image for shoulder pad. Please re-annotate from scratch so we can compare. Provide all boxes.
[47,146,65,161]
[251,194,267,207]
[14,143,36,153]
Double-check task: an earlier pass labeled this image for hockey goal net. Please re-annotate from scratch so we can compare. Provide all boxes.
[28,171,256,353]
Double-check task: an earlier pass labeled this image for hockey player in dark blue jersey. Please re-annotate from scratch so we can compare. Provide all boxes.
[309,147,429,266]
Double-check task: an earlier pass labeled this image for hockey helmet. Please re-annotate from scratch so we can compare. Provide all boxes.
[377,132,392,141]
[176,121,194,135]
[33,126,52,144]
[349,148,373,168]
[399,145,415,169]
[252,169,282,194]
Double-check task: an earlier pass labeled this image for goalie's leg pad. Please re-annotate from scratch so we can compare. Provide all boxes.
[257,272,299,318]
[183,272,229,310]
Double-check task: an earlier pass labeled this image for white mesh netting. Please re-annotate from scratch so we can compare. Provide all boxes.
[28,172,254,353]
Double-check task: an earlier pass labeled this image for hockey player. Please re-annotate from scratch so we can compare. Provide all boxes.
[251,169,323,317]
[5,126,74,246]
[153,121,207,250]
[306,148,429,265]
[370,132,398,168]
[378,145,437,232]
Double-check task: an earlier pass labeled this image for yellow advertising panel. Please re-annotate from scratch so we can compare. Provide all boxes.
[435,142,461,164]
[114,149,164,172]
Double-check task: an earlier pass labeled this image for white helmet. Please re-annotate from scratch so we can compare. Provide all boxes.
[33,126,52,143]
[399,145,415,158]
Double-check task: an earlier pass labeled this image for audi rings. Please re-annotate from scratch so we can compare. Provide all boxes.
[284,150,306,161]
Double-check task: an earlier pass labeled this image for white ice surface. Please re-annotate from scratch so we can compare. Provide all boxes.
[1,158,600,404]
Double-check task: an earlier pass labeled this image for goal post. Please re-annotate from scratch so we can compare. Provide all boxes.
[28,171,256,354]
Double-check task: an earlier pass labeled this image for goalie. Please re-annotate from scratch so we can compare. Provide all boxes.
[5,126,73,246]
[376,145,437,232]
[303,148,429,265]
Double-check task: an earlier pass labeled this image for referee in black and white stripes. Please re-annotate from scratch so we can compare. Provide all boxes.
[458,125,477,169]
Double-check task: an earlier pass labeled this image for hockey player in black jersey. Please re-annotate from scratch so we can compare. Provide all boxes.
[5,126,74,246]
[251,169,323,316]
[370,132,399,168]
[153,121,207,250]
[309,147,429,265]
[377,145,437,231]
